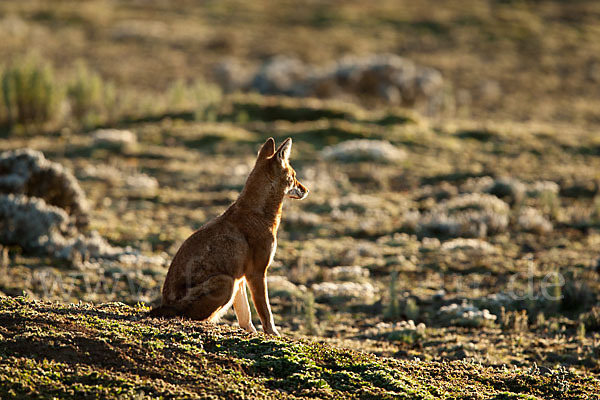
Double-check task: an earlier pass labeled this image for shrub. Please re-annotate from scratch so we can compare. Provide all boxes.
[92,129,138,152]
[67,61,104,127]
[1,55,62,128]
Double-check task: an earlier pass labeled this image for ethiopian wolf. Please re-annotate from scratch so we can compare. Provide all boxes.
[150,138,308,335]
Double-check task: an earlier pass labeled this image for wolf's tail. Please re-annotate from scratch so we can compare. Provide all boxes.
[147,304,180,319]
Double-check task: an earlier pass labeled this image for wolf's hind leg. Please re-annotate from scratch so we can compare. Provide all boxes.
[168,274,235,321]
[150,275,235,321]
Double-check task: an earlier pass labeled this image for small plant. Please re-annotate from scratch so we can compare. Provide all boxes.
[1,55,62,129]
[102,81,119,124]
[403,297,419,321]
[439,301,497,328]
[385,270,400,320]
[592,196,600,223]
[561,272,595,312]
[542,271,563,315]
[577,322,586,342]
[67,61,104,127]
[535,311,546,329]
[303,291,319,336]
[192,79,222,121]
[499,307,528,332]
[165,78,222,120]
[167,79,187,110]
[539,190,559,219]
[581,306,600,332]
[386,320,426,344]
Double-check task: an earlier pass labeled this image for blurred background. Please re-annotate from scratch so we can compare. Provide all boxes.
[1,0,599,126]
[1,0,600,373]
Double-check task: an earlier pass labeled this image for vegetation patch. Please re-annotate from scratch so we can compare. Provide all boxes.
[1,297,598,399]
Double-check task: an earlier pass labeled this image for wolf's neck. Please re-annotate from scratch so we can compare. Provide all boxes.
[234,173,285,234]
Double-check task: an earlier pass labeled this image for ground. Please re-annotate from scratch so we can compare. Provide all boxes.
[1,297,599,399]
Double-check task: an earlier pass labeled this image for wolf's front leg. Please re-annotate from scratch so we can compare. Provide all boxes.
[247,274,280,336]
[233,279,257,333]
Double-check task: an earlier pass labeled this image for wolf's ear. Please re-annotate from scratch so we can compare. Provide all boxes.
[275,138,292,165]
[257,137,276,159]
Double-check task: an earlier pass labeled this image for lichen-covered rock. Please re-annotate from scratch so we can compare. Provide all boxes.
[328,265,370,281]
[0,149,164,267]
[0,193,162,266]
[267,275,304,300]
[517,206,553,234]
[0,148,89,228]
[246,54,444,110]
[418,193,510,238]
[364,320,427,342]
[124,173,159,192]
[461,176,560,204]
[486,177,527,205]
[92,129,137,151]
[0,194,70,251]
[322,140,406,163]
[440,238,497,253]
[438,301,497,328]
[311,281,377,302]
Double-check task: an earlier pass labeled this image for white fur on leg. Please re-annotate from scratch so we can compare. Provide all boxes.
[208,278,241,323]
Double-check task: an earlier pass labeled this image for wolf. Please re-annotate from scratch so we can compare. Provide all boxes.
[150,137,308,335]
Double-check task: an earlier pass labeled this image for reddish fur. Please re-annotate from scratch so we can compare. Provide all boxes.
[150,137,308,335]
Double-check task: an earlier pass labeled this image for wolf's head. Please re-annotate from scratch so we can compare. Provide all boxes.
[256,137,309,200]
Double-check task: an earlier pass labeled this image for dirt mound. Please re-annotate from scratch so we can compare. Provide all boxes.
[1,297,597,400]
